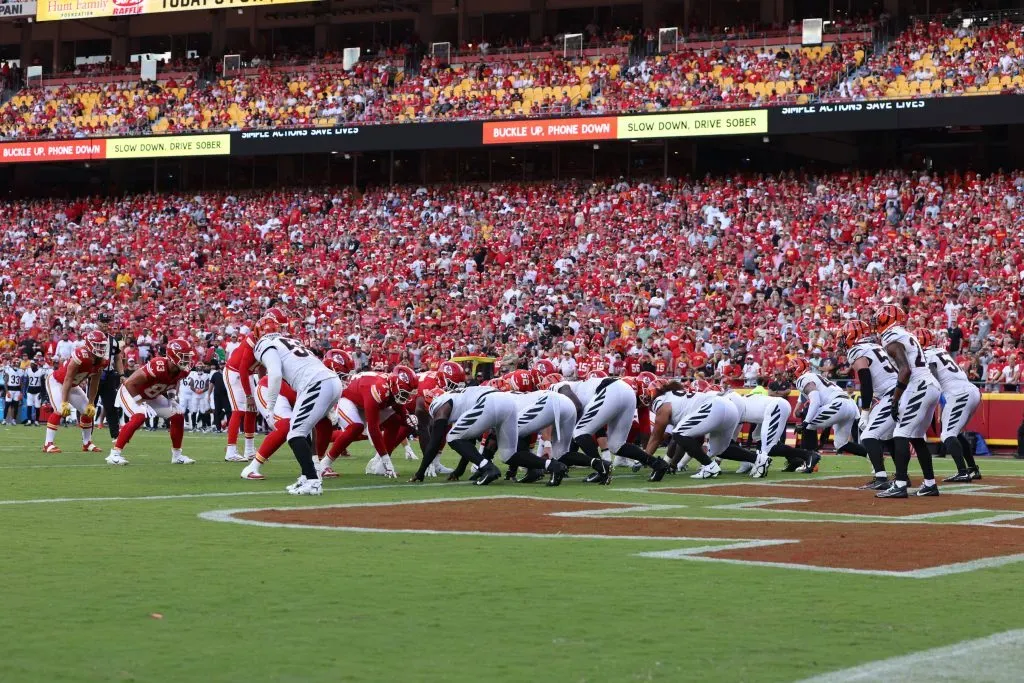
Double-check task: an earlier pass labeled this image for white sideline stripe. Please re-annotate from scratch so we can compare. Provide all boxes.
[550,504,684,517]
[198,497,1024,578]
[796,629,1024,682]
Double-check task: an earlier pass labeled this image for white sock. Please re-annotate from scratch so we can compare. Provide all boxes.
[875,471,887,478]
[82,428,92,444]
[896,480,908,487]
[601,449,612,463]
[110,448,121,456]
[479,458,490,469]
[45,427,57,444]
[250,459,262,473]
[226,444,239,455]
[923,478,936,487]
[244,437,255,453]
[172,448,182,457]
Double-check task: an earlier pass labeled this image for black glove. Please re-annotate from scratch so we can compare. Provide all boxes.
[890,398,900,422]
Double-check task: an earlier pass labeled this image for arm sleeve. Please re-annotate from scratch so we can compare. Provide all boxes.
[857,368,873,409]
[239,349,254,397]
[362,394,388,455]
[261,348,283,410]
[804,390,823,425]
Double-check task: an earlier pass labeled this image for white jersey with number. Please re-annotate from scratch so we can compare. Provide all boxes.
[552,377,607,407]
[880,326,939,388]
[847,342,899,395]
[428,385,499,422]
[4,365,24,389]
[254,333,333,391]
[186,370,212,395]
[925,348,974,394]
[795,371,845,401]
[652,390,710,426]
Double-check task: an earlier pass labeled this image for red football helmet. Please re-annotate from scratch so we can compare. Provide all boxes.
[388,365,418,404]
[421,386,445,408]
[545,372,563,385]
[486,377,510,391]
[840,319,871,348]
[534,358,558,376]
[507,369,537,392]
[84,330,108,359]
[788,356,810,377]
[323,349,355,379]
[914,328,936,349]
[438,361,467,390]
[636,371,658,391]
[587,369,609,379]
[692,378,713,393]
[166,338,196,371]
[256,307,289,336]
[872,304,906,335]
[621,375,642,395]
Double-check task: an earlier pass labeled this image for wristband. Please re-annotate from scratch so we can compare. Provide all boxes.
[895,381,908,391]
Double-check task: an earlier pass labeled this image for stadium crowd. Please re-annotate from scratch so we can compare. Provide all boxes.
[1,169,1022,393]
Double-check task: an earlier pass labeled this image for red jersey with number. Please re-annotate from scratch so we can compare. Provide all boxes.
[137,357,189,400]
[623,358,642,377]
[342,372,403,455]
[52,347,108,386]
[417,370,443,394]
[257,375,297,406]
[654,357,670,376]
[226,335,259,397]
[575,354,593,378]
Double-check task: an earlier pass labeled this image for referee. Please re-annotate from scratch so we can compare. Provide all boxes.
[96,313,124,439]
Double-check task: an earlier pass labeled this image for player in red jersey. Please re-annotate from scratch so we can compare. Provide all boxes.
[410,361,466,476]
[315,367,418,479]
[224,308,288,462]
[42,329,109,454]
[106,339,196,466]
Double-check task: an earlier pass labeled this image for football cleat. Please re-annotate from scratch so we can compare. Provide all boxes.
[915,483,940,497]
[876,482,908,499]
[224,452,247,462]
[105,453,129,466]
[504,467,519,482]
[519,469,546,484]
[943,472,972,483]
[42,443,62,454]
[795,452,821,474]
[320,466,339,478]
[750,453,772,479]
[735,462,754,475]
[585,459,612,485]
[969,467,982,481]
[287,477,322,496]
[648,457,670,482]
[240,462,265,480]
[171,454,195,465]
[546,461,568,487]
[859,477,890,490]
[691,462,722,479]
[82,442,102,453]
[433,461,454,475]
[474,462,502,486]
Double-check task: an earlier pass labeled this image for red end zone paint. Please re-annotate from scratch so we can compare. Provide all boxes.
[223,479,1024,577]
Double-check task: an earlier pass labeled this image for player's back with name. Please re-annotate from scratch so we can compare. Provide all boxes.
[254,334,333,389]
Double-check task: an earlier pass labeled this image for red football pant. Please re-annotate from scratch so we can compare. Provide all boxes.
[256,419,290,463]
[227,410,257,446]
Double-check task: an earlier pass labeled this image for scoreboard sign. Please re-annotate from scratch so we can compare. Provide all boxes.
[36,0,315,22]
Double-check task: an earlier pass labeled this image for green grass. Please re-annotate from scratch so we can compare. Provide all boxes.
[2,423,1024,682]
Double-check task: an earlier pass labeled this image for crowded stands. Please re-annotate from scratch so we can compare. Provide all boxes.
[1,169,1022,390]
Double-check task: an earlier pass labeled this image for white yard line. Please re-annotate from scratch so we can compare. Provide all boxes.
[796,629,1024,682]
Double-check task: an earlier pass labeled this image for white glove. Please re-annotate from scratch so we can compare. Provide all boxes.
[144,404,158,419]
[405,413,419,430]
[858,409,871,434]
[381,454,398,479]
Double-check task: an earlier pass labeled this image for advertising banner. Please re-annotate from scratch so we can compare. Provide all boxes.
[0,139,106,163]
[37,0,315,22]
[0,0,36,18]
[104,133,230,159]
[482,117,617,144]
[617,109,768,139]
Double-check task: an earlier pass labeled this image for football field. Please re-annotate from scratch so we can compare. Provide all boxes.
[3,424,1024,682]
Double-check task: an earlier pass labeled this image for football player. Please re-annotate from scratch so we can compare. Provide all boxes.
[790,356,865,472]
[255,333,343,495]
[843,319,899,489]
[23,355,47,426]
[42,330,109,453]
[410,361,465,477]
[107,338,196,465]
[873,305,942,498]
[4,356,24,425]
[921,329,982,482]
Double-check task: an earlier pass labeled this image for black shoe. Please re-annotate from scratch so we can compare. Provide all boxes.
[546,461,568,487]
[970,468,982,481]
[504,467,519,481]
[469,468,483,482]
[519,468,545,484]
[915,483,940,497]
[876,482,909,499]
[859,477,890,490]
[648,457,670,483]
[474,463,502,486]
[584,459,612,485]
[943,472,972,483]
[781,457,802,472]
[631,463,643,473]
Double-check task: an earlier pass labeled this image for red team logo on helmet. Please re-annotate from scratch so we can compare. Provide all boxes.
[166,338,196,371]
[636,371,658,391]
[533,359,558,376]
[621,376,647,402]
[840,319,871,348]
[388,365,417,404]
[914,328,936,349]
[587,369,609,379]
[256,307,289,336]
[84,329,109,358]
[323,349,355,379]
[438,361,467,390]
[506,369,537,392]
[872,304,906,334]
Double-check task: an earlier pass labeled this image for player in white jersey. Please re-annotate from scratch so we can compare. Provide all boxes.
[23,357,48,426]
[872,305,942,498]
[920,329,982,483]
[724,389,816,474]
[556,376,670,484]
[3,361,24,425]
[506,388,577,485]
[841,319,899,490]
[789,356,864,472]
[255,331,342,496]
[409,385,566,485]
[181,365,213,431]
